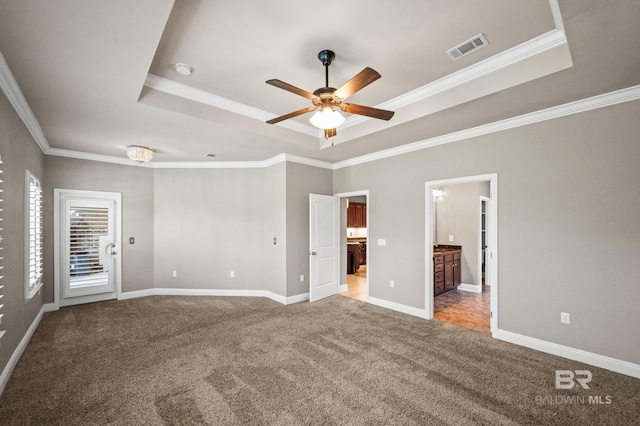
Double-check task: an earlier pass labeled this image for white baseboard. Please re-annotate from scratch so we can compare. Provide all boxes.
[367,296,428,319]
[120,288,309,306]
[457,283,482,293]
[284,292,309,304]
[0,303,54,396]
[119,288,155,300]
[495,329,640,379]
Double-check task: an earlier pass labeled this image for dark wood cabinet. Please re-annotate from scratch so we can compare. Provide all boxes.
[348,205,356,227]
[434,256,445,296]
[444,254,454,291]
[347,202,366,228]
[453,251,461,287]
[434,247,461,296]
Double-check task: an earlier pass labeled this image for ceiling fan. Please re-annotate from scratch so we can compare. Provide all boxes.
[265,50,394,139]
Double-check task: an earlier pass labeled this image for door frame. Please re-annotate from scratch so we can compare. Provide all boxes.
[479,196,491,291]
[53,188,122,310]
[425,174,498,335]
[334,190,369,302]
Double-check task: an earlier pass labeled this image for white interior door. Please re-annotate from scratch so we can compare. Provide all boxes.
[309,194,338,302]
[55,189,121,307]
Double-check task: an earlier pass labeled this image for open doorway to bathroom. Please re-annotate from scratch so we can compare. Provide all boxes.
[426,174,498,335]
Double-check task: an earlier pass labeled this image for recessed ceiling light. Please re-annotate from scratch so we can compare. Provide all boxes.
[173,63,193,76]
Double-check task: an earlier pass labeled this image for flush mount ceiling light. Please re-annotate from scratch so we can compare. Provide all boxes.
[127,145,154,163]
[172,63,193,76]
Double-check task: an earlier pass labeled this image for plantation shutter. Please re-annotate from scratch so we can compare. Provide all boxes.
[0,155,5,343]
[68,206,110,280]
[25,170,43,300]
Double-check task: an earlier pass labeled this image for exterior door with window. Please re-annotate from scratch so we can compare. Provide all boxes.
[54,190,121,307]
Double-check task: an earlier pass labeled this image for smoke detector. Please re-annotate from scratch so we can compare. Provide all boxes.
[172,63,193,76]
[446,33,490,61]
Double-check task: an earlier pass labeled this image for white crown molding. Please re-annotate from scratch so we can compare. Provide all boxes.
[143,1,568,140]
[1,0,636,173]
[144,27,568,139]
[146,153,333,170]
[281,153,333,169]
[45,147,137,166]
[13,84,640,171]
[333,84,640,170]
[346,29,568,130]
[0,51,50,153]
[144,74,319,137]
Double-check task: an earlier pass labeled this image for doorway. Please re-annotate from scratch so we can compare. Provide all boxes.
[426,174,498,335]
[54,189,122,308]
[335,191,369,302]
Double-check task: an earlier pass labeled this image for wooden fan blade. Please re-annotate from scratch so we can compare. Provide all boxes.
[266,79,317,100]
[266,106,316,124]
[324,128,337,139]
[340,103,394,120]
[333,67,381,100]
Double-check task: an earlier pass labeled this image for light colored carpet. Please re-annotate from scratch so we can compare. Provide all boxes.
[0,295,638,425]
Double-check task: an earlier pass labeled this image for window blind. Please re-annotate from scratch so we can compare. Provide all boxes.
[25,169,43,300]
[0,155,5,343]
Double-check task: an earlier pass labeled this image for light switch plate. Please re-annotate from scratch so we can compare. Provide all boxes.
[378,239,386,246]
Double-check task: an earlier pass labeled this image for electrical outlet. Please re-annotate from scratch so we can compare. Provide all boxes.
[449,235,454,242]
[390,280,395,288]
[230,271,235,278]
[561,312,570,324]
[172,270,177,278]
[300,274,304,282]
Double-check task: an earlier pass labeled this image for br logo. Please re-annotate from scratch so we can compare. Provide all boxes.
[555,370,592,389]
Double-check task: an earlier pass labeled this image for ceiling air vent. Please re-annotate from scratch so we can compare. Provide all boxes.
[446,33,489,61]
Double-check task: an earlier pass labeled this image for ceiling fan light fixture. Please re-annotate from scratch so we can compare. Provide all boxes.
[127,145,154,163]
[309,106,345,130]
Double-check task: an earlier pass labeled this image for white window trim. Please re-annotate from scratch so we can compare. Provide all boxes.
[25,169,43,301]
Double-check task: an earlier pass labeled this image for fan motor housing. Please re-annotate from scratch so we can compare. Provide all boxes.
[312,87,342,108]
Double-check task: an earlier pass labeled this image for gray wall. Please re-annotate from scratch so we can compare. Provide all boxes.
[0,91,46,376]
[285,162,333,297]
[264,162,287,296]
[334,99,640,365]
[2,87,639,380]
[153,168,266,291]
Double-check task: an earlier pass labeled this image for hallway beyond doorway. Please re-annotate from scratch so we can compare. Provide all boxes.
[341,265,367,302]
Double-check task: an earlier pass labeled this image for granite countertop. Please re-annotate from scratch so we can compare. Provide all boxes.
[433,244,462,253]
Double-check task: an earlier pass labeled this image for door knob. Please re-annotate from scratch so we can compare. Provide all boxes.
[105,242,117,256]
